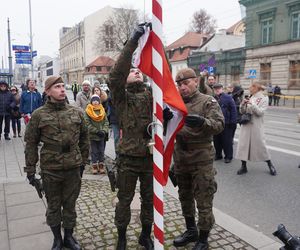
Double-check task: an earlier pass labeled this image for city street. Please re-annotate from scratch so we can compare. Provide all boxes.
[214,107,300,238]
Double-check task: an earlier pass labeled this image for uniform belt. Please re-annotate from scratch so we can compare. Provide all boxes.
[177,142,211,150]
[43,144,77,153]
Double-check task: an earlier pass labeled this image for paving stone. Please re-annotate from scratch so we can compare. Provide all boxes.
[4,182,33,195]
[74,179,257,250]
[10,231,52,250]
[0,201,5,214]
[0,214,7,231]
[0,191,4,202]
[0,231,9,250]
[7,201,45,221]
[5,191,40,207]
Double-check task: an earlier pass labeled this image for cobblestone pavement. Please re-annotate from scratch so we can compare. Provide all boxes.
[75,179,257,250]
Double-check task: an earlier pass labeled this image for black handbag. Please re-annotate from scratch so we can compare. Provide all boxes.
[240,113,252,124]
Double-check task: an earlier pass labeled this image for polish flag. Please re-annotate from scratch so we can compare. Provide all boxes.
[133,28,188,185]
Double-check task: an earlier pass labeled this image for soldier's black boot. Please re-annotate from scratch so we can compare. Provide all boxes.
[50,225,63,250]
[237,160,248,175]
[266,160,277,176]
[138,224,154,250]
[192,230,209,250]
[116,227,127,250]
[64,228,81,250]
[173,217,198,247]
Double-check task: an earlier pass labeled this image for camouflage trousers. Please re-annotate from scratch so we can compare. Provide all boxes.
[174,161,217,231]
[42,168,81,228]
[115,155,153,228]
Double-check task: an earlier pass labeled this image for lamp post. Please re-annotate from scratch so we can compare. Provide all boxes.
[29,0,34,78]
[7,18,13,85]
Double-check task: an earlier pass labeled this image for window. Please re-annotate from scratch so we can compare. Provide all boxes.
[46,68,53,76]
[96,66,101,72]
[261,19,273,44]
[231,66,240,84]
[105,40,110,49]
[260,63,271,85]
[291,12,300,39]
[289,61,300,89]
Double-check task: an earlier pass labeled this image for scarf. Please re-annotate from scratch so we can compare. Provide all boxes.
[85,103,106,122]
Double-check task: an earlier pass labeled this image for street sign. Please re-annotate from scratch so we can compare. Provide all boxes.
[32,51,37,57]
[248,69,257,79]
[16,59,32,64]
[12,45,30,51]
[15,52,31,58]
[208,66,215,74]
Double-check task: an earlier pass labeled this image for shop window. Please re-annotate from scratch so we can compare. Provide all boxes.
[289,61,300,89]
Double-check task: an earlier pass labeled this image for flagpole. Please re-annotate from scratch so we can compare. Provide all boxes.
[152,0,164,249]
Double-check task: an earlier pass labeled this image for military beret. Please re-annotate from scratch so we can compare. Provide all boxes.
[175,68,197,83]
[212,83,223,88]
[45,76,63,91]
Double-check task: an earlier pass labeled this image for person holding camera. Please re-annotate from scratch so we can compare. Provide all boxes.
[235,82,277,176]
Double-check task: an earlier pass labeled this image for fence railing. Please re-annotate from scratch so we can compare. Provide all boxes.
[266,94,300,108]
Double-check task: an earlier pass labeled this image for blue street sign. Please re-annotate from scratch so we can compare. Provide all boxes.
[16,59,32,64]
[12,45,30,51]
[32,51,37,57]
[208,66,215,74]
[15,52,31,58]
[248,69,257,79]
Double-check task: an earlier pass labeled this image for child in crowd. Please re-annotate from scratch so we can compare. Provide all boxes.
[84,94,109,174]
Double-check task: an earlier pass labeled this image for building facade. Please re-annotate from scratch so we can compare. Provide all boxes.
[83,56,115,84]
[240,0,300,94]
[59,22,85,85]
[37,57,60,87]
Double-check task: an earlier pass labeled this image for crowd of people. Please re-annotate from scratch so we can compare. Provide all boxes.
[0,23,285,250]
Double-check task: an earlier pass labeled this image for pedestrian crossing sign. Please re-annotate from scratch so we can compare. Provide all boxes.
[248,69,256,79]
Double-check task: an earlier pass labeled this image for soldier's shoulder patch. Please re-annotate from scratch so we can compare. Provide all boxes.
[211,98,217,103]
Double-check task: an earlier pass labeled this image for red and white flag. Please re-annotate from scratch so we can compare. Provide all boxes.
[133,27,188,186]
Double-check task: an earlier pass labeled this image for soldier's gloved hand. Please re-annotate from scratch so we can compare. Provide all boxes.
[130,23,146,43]
[185,114,205,128]
[27,174,36,186]
[97,130,106,138]
[163,107,173,122]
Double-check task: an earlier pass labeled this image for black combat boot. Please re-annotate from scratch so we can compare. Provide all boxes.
[50,225,63,250]
[266,160,277,176]
[192,230,209,250]
[116,227,127,250]
[237,161,248,175]
[173,217,198,247]
[4,134,11,140]
[64,228,81,250]
[138,224,154,250]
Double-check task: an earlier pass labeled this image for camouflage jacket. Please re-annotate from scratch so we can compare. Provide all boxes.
[24,100,89,174]
[174,90,224,165]
[109,40,153,157]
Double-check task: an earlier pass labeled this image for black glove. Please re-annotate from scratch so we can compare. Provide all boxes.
[97,130,106,138]
[27,174,36,186]
[163,107,173,122]
[185,114,205,128]
[131,23,146,43]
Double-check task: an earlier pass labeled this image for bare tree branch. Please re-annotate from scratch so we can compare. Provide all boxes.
[93,7,141,58]
[189,9,217,34]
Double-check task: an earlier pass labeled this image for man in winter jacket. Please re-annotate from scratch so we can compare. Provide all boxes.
[75,80,91,111]
[213,83,237,163]
[0,80,15,140]
[19,79,42,124]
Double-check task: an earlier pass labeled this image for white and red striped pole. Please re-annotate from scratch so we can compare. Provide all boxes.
[151,0,164,249]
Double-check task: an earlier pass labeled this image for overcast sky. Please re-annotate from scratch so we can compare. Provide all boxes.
[0,0,242,67]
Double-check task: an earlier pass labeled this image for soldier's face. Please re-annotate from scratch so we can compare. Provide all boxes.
[127,68,143,84]
[177,78,198,97]
[46,83,66,101]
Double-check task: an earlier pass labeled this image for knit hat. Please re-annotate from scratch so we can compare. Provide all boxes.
[212,83,223,89]
[91,94,100,103]
[0,80,8,87]
[175,68,197,82]
[82,80,91,86]
[45,76,63,91]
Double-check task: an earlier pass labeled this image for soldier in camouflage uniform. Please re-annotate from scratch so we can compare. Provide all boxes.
[108,24,154,250]
[172,68,224,250]
[24,76,89,250]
